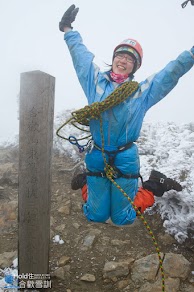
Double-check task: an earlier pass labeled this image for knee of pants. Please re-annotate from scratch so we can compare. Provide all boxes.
[111,206,136,226]
[83,202,110,223]
[110,178,137,225]
[83,176,111,223]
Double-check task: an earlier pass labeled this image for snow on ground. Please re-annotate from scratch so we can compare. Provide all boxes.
[54,110,194,243]
[138,121,194,243]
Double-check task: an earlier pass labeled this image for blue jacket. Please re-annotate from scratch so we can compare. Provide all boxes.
[65,31,194,176]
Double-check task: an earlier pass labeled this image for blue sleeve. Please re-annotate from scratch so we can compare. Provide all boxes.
[64,30,99,104]
[141,50,194,111]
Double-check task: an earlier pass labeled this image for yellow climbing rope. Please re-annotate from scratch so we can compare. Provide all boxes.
[56,80,165,291]
[99,116,165,292]
[56,81,139,141]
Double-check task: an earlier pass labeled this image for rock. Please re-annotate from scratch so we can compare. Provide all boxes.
[0,200,17,212]
[63,265,71,272]
[0,250,17,268]
[111,276,118,282]
[100,236,110,245]
[111,239,131,246]
[139,277,180,292]
[58,256,71,267]
[117,279,130,289]
[131,253,163,284]
[163,253,191,280]
[55,224,66,232]
[72,223,80,229]
[53,267,65,280]
[0,201,18,227]
[58,200,71,215]
[9,211,17,221]
[131,253,191,288]
[80,273,96,282]
[82,234,96,248]
[158,233,176,245]
[56,195,64,202]
[103,261,129,279]
[180,283,194,292]
[88,228,102,236]
[53,189,60,196]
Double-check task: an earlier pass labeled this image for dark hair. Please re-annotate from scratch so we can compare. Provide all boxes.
[104,62,112,70]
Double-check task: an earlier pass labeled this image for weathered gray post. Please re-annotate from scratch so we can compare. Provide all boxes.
[18,71,55,275]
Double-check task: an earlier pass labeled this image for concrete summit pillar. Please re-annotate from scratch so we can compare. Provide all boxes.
[18,71,55,275]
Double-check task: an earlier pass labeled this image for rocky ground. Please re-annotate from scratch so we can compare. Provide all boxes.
[0,145,194,292]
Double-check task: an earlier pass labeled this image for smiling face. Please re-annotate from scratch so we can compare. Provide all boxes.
[112,52,135,76]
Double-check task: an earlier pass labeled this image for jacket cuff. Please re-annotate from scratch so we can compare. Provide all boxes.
[190,46,194,58]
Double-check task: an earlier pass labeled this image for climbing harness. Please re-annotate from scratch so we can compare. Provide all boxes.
[87,141,143,180]
[57,80,165,291]
[181,0,194,8]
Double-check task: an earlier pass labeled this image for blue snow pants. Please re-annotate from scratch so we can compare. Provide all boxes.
[82,146,139,225]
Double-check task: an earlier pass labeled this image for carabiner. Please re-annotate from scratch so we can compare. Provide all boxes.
[68,135,87,153]
[69,135,78,145]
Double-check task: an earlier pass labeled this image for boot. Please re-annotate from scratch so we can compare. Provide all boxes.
[143,170,182,197]
[71,172,87,190]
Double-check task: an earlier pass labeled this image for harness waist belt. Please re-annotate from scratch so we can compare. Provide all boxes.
[86,171,141,179]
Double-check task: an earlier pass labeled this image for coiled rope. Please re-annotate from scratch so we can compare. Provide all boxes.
[56,81,139,140]
[56,80,165,291]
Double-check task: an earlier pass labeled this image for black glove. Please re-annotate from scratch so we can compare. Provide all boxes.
[59,4,79,31]
[182,0,194,8]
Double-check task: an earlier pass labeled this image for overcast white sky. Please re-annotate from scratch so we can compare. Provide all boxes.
[0,0,194,141]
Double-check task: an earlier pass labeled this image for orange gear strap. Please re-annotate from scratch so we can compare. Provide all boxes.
[81,184,88,202]
[134,187,155,213]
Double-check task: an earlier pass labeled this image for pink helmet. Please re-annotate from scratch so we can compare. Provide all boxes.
[113,38,143,72]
